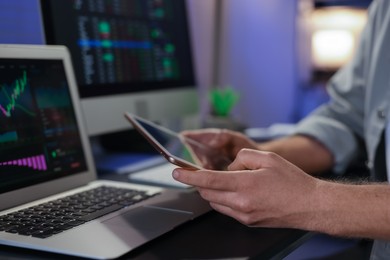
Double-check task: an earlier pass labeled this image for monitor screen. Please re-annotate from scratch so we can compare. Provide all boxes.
[41,0,198,136]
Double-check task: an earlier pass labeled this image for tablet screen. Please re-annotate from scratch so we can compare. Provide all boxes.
[125,113,231,170]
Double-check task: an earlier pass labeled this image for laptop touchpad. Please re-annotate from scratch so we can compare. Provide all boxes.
[103,206,193,234]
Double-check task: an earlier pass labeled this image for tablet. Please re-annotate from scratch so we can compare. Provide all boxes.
[124,112,231,170]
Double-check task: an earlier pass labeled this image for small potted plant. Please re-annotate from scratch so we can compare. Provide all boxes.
[204,86,245,131]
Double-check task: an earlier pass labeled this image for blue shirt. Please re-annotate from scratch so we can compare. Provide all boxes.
[295,0,390,177]
[294,0,390,258]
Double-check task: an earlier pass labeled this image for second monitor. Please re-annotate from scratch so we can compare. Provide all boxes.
[41,0,198,136]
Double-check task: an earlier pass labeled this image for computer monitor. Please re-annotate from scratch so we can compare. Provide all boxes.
[40,0,198,136]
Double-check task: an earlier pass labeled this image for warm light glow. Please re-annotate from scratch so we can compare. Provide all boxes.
[311,7,367,32]
[312,30,354,69]
[310,7,367,70]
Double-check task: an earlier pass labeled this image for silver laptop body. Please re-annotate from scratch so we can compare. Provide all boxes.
[0,44,210,259]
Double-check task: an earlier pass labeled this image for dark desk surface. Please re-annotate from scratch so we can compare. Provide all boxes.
[0,212,310,260]
[0,171,311,260]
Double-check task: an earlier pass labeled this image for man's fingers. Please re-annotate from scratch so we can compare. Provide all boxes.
[228,149,280,170]
[172,168,237,191]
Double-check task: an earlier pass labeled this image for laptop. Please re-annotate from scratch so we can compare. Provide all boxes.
[0,44,211,259]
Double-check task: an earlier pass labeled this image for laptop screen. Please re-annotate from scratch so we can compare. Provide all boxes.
[0,58,87,193]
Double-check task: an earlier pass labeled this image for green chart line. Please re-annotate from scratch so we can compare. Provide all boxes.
[0,71,35,117]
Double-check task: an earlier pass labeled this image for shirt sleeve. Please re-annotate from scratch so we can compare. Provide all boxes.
[293,1,380,174]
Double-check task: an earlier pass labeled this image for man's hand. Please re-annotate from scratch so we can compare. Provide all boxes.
[173,148,319,228]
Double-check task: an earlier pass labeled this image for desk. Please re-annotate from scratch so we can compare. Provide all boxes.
[0,171,311,260]
[0,212,310,259]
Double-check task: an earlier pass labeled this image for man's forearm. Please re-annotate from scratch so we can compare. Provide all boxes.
[257,135,334,175]
[304,181,390,240]
[255,135,390,239]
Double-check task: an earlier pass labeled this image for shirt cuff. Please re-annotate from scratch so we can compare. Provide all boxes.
[293,115,359,174]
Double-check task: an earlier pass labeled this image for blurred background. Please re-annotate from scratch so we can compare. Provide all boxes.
[0,0,372,131]
[187,0,371,129]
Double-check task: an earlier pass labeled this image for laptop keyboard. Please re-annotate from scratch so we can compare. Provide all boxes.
[0,186,156,239]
